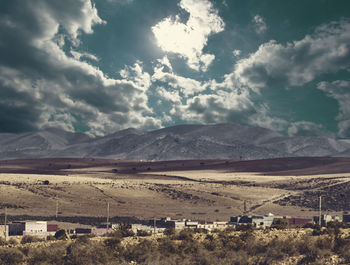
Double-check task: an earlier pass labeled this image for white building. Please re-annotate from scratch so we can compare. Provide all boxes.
[213,221,228,230]
[197,222,228,231]
[185,220,199,229]
[252,213,281,229]
[131,224,165,234]
[0,225,9,239]
[24,221,47,237]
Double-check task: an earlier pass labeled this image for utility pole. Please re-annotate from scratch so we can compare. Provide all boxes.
[4,207,7,241]
[244,200,247,215]
[319,195,322,226]
[106,202,110,232]
[153,217,156,235]
[56,199,59,219]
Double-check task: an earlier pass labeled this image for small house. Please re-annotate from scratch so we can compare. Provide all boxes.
[24,221,47,237]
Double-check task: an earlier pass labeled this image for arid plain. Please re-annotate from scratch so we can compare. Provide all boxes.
[1,157,350,222]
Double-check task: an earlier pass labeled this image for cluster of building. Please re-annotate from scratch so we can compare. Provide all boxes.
[0,212,348,240]
[0,221,116,239]
[229,213,342,229]
[131,217,228,234]
[130,213,345,235]
[0,221,59,239]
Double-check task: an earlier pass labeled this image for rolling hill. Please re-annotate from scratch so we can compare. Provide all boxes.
[1,123,350,160]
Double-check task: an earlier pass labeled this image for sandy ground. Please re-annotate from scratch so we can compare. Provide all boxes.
[0,157,349,222]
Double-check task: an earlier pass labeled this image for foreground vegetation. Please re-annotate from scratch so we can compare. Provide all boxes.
[1,224,350,264]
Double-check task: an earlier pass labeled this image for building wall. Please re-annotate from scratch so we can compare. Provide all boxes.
[91,227,109,236]
[9,223,25,236]
[24,221,47,237]
[0,225,9,239]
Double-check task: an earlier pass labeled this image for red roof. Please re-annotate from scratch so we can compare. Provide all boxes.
[47,224,59,232]
[288,218,311,225]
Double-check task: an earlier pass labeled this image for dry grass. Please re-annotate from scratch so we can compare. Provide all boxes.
[0,158,349,221]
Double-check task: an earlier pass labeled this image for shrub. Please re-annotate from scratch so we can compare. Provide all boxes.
[271,218,288,229]
[177,229,193,241]
[75,235,91,244]
[21,235,43,244]
[158,238,178,257]
[235,224,253,231]
[64,240,111,265]
[54,229,69,240]
[137,230,151,237]
[0,237,8,246]
[46,235,56,241]
[8,238,19,245]
[122,239,157,263]
[26,243,66,265]
[303,223,320,229]
[0,248,25,265]
[104,237,121,248]
[163,227,175,236]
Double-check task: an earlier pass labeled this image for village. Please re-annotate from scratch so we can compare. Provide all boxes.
[1,212,349,241]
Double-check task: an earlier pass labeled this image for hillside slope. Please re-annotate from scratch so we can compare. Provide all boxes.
[1,123,350,160]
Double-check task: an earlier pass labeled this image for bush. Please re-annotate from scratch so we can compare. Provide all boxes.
[122,239,157,263]
[104,237,121,248]
[303,223,320,229]
[42,180,50,185]
[177,229,193,241]
[26,242,66,265]
[163,227,175,236]
[0,237,8,246]
[75,235,91,244]
[64,240,111,265]
[137,230,151,237]
[158,238,178,257]
[235,224,253,231]
[0,248,25,264]
[55,229,69,240]
[21,235,43,244]
[8,238,19,245]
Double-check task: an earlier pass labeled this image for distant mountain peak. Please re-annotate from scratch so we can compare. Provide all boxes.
[0,123,349,160]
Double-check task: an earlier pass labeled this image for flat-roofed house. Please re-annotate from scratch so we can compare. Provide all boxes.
[24,221,47,238]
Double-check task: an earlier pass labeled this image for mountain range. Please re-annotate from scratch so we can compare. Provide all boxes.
[1,123,350,160]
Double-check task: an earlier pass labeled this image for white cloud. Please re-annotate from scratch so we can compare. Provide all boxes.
[152,60,207,97]
[252,15,267,34]
[232,49,241,57]
[318,80,350,137]
[157,56,173,72]
[0,0,161,136]
[234,19,350,91]
[157,87,182,103]
[70,50,99,61]
[287,121,326,137]
[107,0,133,4]
[152,0,224,71]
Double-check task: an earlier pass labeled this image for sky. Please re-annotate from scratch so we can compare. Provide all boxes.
[1,0,350,138]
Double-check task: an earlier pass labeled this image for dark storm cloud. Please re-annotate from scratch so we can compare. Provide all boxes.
[0,0,160,135]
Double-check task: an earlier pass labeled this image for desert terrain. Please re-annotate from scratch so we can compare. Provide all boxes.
[0,157,350,222]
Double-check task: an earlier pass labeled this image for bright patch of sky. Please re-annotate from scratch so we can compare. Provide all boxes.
[0,0,350,138]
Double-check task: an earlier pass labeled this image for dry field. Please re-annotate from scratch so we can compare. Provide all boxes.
[0,157,350,222]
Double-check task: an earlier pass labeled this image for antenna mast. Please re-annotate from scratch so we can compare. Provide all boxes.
[106,202,110,232]
[319,195,322,226]
[56,199,59,219]
[4,207,7,241]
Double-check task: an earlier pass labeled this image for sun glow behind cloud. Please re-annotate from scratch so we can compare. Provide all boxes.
[152,0,224,71]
